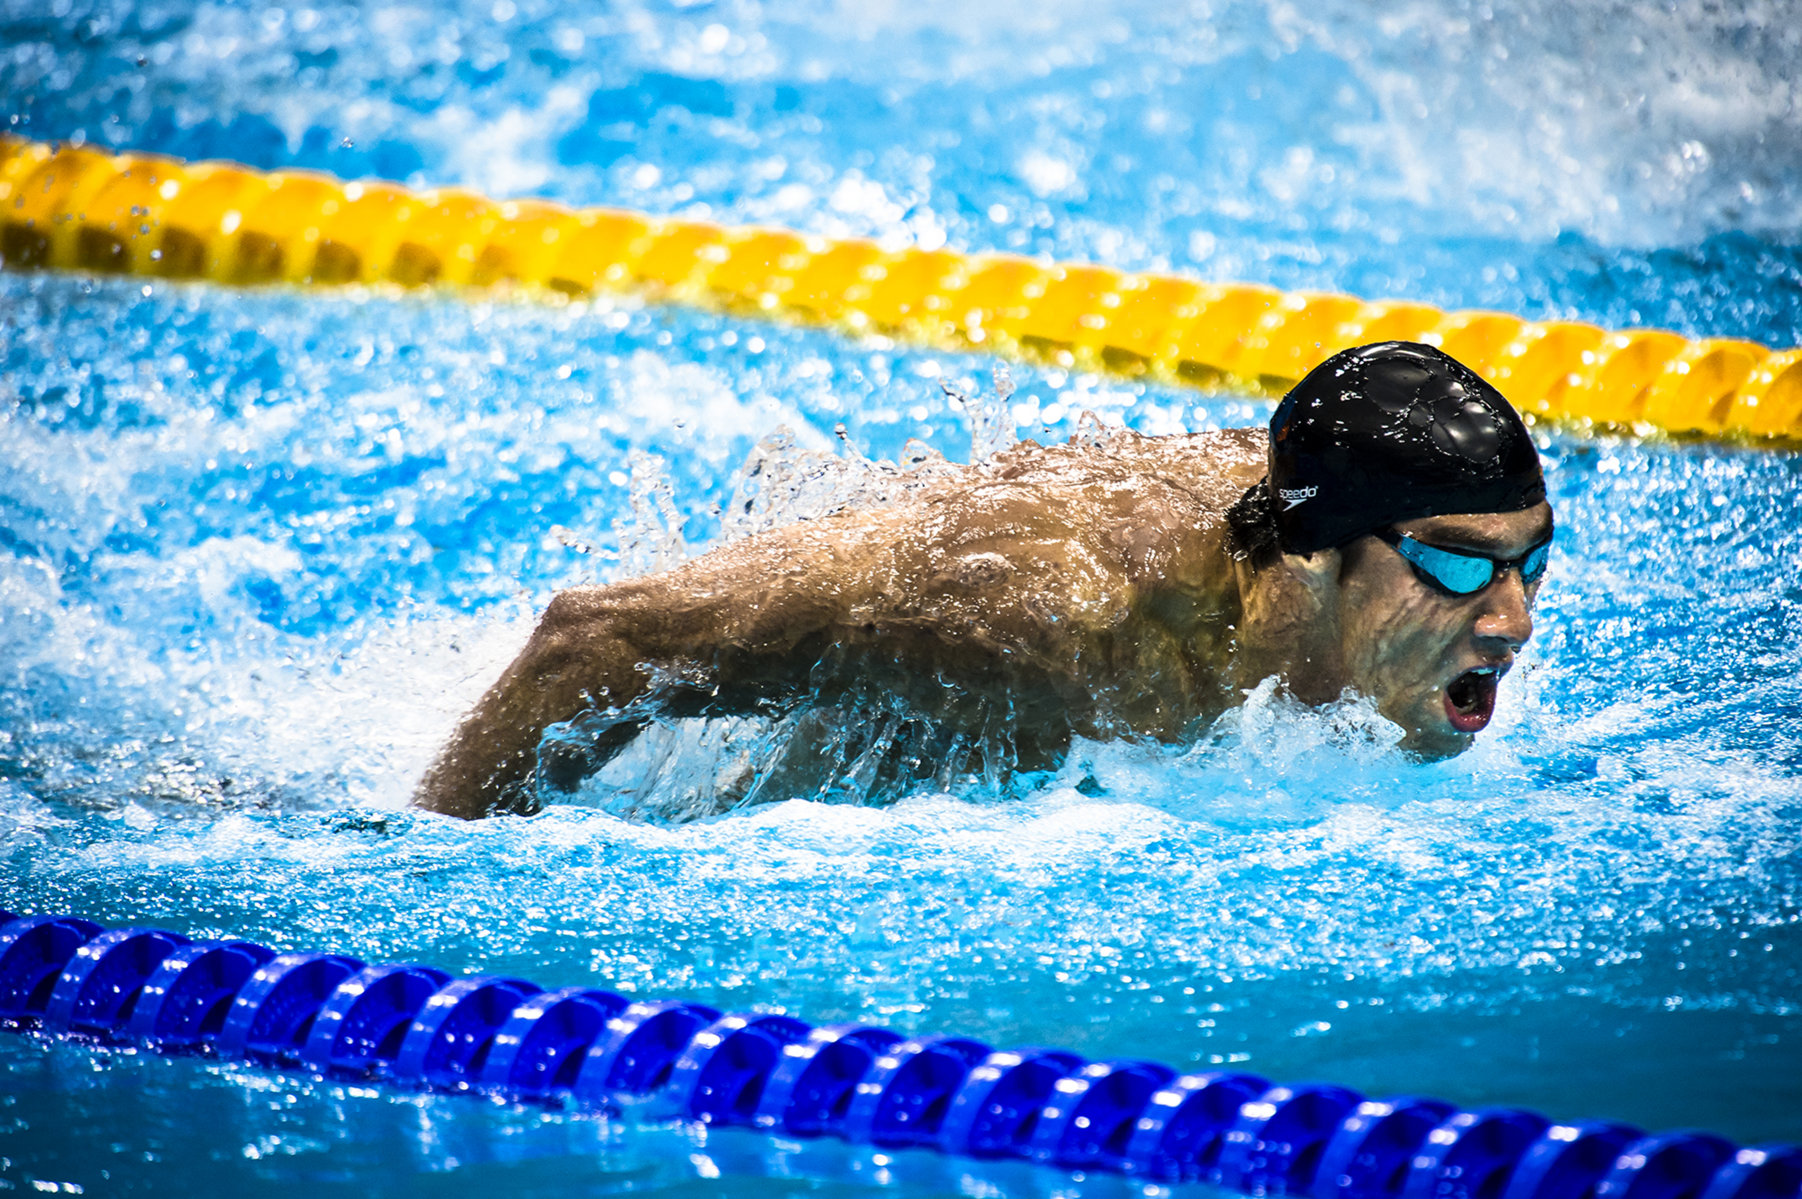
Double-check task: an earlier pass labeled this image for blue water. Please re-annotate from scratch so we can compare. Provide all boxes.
[3,1,1801,1195]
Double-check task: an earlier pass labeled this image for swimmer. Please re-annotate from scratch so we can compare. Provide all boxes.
[414,341,1553,819]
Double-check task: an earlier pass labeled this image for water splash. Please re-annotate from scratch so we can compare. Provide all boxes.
[938,364,1019,463]
[2,0,1801,1189]
[613,450,691,577]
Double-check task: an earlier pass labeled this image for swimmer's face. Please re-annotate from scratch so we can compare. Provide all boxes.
[1334,502,1553,759]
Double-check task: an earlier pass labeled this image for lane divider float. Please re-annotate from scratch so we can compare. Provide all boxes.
[2,135,1800,443]
[3,911,1799,1194]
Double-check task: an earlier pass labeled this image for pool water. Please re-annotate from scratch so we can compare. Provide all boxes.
[2,1,1801,1194]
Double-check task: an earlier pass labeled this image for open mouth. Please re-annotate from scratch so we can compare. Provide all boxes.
[1443,667,1501,733]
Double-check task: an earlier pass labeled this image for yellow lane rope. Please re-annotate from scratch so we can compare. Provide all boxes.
[4,134,1799,441]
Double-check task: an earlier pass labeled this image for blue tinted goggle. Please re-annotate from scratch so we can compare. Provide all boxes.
[1374,528,1552,597]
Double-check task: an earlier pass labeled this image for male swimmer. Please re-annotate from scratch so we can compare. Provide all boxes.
[414,341,1553,819]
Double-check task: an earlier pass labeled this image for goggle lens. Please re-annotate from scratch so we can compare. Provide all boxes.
[1520,539,1550,586]
[1404,540,1495,594]
[1382,530,1553,597]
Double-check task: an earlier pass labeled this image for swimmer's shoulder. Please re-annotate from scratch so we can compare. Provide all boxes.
[1121,426,1264,472]
[979,426,1264,506]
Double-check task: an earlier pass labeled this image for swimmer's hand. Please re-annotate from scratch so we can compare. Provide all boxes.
[412,588,653,819]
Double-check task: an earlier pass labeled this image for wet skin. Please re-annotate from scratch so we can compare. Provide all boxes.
[413,429,1551,819]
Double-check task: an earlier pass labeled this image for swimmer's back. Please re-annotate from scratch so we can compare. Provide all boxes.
[594,426,1263,653]
[414,427,1264,817]
[583,427,1262,730]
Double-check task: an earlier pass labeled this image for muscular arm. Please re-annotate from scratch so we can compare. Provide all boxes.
[412,514,883,819]
[411,590,650,819]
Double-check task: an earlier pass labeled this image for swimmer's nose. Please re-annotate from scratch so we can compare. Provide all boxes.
[1474,571,1533,650]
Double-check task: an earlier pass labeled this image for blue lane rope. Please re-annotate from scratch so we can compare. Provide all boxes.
[3,911,1798,1195]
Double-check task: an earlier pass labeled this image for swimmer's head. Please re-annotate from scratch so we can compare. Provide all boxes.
[1268,341,1546,554]
[1230,342,1553,759]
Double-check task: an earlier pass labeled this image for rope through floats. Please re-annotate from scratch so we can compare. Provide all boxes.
[4,911,1799,1194]
[3,133,1801,443]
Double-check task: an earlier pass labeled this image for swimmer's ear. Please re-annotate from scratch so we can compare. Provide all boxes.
[1234,547,1342,641]
[1280,547,1342,596]
[1235,546,1343,614]
[1271,547,1344,629]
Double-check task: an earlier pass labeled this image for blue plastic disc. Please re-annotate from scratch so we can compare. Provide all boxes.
[478,985,629,1102]
[1596,1133,1737,1199]
[840,1034,992,1149]
[126,939,276,1049]
[939,1046,1086,1160]
[216,952,366,1065]
[391,975,542,1091]
[572,999,722,1105]
[1030,1057,1176,1170]
[42,927,189,1038]
[662,1011,813,1125]
[1123,1070,1273,1183]
[1400,1108,1551,1199]
[1216,1082,1365,1195]
[1502,1121,1647,1199]
[753,1022,904,1137]
[1698,1146,1802,1199]
[1314,1096,1459,1199]
[0,915,104,1023]
[299,963,451,1078]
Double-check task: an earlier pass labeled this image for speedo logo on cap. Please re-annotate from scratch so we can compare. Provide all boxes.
[1278,484,1318,510]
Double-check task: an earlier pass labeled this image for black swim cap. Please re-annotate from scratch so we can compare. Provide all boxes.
[1267,341,1546,555]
